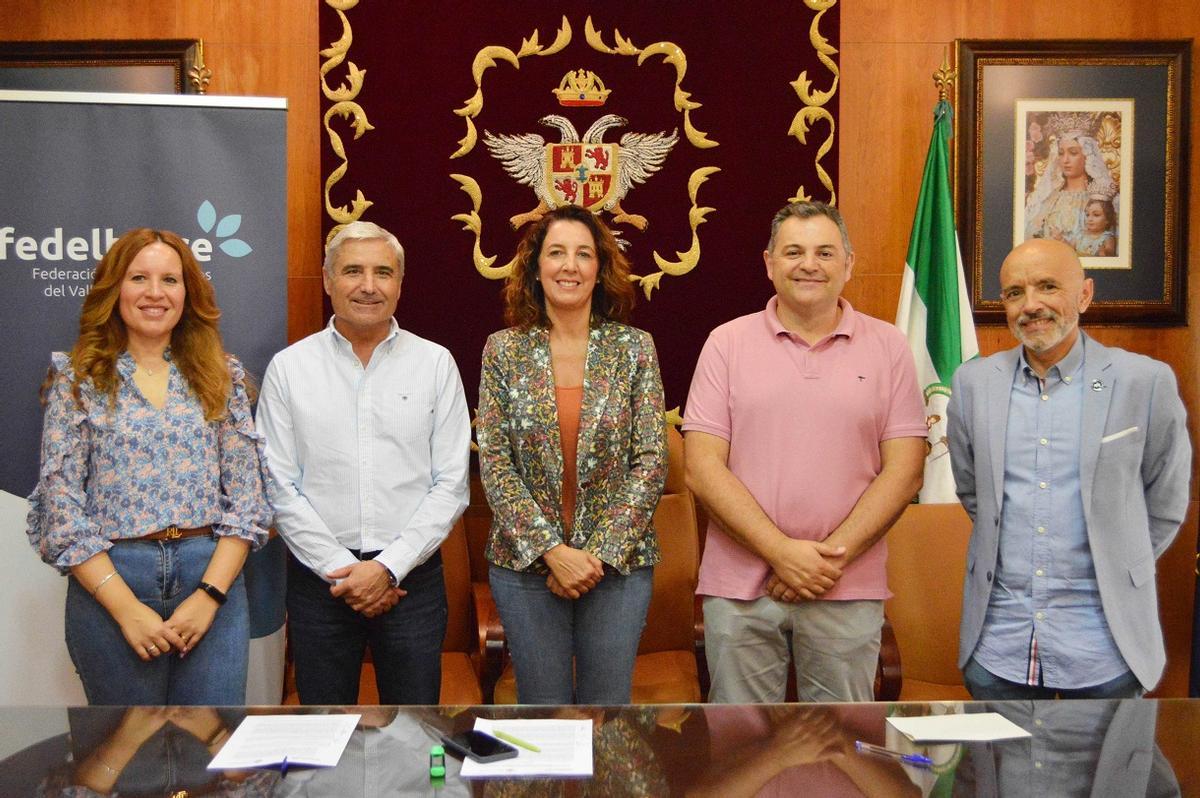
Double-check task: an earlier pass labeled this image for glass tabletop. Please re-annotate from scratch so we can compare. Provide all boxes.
[1,699,1196,796]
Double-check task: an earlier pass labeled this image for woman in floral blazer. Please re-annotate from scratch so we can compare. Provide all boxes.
[477,205,667,704]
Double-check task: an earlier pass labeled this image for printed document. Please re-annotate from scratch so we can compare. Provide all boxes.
[208,714,360,770]
[459,718,593,778]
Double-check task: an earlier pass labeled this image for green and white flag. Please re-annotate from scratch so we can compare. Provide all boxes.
[895,99,979,503]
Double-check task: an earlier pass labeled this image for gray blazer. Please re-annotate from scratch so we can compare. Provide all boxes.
[954,700,1180,798]
[947,332,1191,690]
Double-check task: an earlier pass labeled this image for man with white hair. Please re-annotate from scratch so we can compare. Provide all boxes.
[257,221,470,704]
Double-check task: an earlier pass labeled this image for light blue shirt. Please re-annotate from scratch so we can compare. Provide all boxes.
[257,318,471,584]
[992,701,1116,797]
[974,335,1128,688]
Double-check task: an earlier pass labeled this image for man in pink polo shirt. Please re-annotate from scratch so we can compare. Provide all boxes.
[683,201,927,703]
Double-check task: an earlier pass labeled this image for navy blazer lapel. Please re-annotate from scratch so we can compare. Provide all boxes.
[987,347,1020,510]
[575,324,614,487]
[1080,334,1114,517]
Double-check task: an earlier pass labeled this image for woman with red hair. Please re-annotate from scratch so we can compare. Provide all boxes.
[27,227,271,705]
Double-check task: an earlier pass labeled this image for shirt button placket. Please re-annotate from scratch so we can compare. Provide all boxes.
[358,371,373,545]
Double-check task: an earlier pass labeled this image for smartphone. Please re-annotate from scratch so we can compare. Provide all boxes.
[439,730,520,763]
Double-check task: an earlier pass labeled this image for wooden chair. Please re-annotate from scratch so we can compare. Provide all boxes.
[353,520,485,704]
[492,425,702,703]
[462,473,504,701]
[438,519,485,704]
[282,519,484,705]
[629,425,702,702]
[879,502,974,701]
[1147,500,1198,698]
[880,499,1198,701]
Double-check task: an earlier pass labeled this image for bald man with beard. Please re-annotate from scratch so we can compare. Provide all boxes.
[948,239,1190,699]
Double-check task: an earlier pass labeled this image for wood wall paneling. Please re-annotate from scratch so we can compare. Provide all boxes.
[842,0,1200,696]
[11,0,1197,695]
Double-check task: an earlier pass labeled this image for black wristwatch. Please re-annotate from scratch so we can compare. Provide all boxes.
[197,581,228,605]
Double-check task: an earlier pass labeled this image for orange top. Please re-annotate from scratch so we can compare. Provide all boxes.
[555,385,584,534]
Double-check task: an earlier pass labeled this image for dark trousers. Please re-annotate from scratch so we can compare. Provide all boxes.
[287,550,446,704]
[963,657,1144,700]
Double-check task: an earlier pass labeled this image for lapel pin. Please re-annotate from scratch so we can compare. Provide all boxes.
[1091,379,1105,392]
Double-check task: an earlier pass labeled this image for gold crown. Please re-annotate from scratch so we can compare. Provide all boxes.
[553,69,611,107]
[1045,111,1099,140]
[1088,180,1119,201]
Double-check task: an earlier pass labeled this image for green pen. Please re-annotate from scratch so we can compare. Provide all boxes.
[493,729,541,753]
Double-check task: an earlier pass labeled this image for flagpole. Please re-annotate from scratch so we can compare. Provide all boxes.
[934,48,956,103]
[894,48,979,504]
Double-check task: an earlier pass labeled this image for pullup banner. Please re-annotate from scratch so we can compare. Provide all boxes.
[0,90,287,704]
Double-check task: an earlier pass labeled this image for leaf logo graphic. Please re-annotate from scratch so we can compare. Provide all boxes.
[197,201,253,257]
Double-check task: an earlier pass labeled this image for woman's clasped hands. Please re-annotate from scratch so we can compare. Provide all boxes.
[543,543,604,599]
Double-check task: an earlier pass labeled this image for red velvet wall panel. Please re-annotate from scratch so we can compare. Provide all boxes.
[320,1,840,413]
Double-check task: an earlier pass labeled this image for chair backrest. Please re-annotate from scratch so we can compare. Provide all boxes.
[639,425,700,655]
[884,502,973,700]
[1148,499,1198,698]
[441,518,476,655]
[464,474,491,584]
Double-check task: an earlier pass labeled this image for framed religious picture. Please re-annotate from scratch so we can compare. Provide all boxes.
[955,39,1189,324]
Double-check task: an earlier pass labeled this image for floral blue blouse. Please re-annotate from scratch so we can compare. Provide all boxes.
[26,351,272,573]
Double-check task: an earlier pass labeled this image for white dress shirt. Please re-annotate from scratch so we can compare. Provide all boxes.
[270,711,470,797]
[257,318,470,582]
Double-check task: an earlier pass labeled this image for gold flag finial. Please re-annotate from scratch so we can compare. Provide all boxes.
[933,46,956,102]
[188,39,212,94]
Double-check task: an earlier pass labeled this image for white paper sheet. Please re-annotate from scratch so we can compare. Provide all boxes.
[457,718,593,778]
[208,714,361,770]
[887,712,1032,742]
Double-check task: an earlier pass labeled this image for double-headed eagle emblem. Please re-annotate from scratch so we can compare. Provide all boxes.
[484,114,678,230]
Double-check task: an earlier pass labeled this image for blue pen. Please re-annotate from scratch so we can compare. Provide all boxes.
[280,755,290,778]
[854,740,933,768]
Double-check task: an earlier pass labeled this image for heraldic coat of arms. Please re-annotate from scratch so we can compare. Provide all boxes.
[483,70,679,231]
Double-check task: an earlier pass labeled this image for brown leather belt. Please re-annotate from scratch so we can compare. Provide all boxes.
[138,525,213,541]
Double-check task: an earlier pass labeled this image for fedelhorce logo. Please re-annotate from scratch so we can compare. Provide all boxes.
[5,200,255,300]
[195,200,253,258]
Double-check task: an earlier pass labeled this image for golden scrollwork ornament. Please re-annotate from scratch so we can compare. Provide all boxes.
[788,0,838,206]
[321,0,375,242]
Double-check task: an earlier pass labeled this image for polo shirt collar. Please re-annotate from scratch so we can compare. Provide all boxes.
[764,295,856,341]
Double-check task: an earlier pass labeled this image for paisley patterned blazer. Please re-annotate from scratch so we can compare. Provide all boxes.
[478,321,667,575]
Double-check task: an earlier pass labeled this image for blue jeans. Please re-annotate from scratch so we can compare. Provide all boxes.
[287,550,447,705]
[65,536,249,705]
[67,708,249,795]
[963,657,1145,699]
[489,563,653,704]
